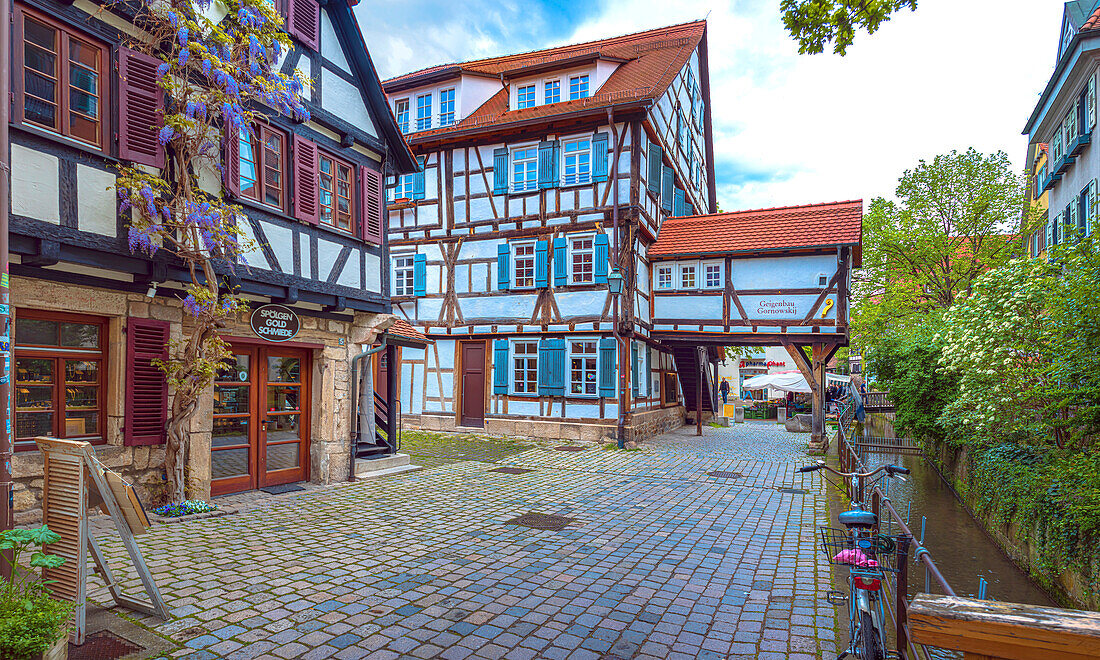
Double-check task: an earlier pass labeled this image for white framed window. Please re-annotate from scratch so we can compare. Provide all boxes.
[512,340,538,395]
[680,263,697,289]
[416,94,432,131]
[570,235,594,284]
[512,241,536,288]
[439,88,455,126]
[656,265,673,290]
[569,75,589,100]
[395,99,409,133]
[517,84,535,109]
[562,138,591,185]
[393,255,415,296]
[569,339,598,396]
[703,262,723,289]
[512,146,538,192]
[395,173,415,200]
[544,80,560,104]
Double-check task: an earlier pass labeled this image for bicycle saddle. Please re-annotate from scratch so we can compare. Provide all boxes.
[838,510,878,528]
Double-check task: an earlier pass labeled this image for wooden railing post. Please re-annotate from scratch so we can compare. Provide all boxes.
[909,594,1100,659]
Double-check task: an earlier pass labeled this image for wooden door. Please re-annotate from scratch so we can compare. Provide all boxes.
[374,347,389,401]
[459,341,485,428]
[212,344,310,495]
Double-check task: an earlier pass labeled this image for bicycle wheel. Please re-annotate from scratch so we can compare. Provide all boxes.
[859,610,885,660]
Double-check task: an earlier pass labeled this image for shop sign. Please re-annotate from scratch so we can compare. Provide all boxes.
[250,304,300,342]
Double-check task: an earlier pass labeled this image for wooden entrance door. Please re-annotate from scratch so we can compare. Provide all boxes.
[459,341,485,428]
[212,344,310,495]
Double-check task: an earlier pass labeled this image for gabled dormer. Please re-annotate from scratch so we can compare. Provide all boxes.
[1059,1,1100,62]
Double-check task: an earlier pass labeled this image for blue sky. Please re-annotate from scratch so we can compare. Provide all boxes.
[356,0,1063,212]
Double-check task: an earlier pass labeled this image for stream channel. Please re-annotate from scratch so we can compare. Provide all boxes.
[851,414,1054,658]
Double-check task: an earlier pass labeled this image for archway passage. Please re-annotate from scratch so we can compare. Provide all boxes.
[646,200,862,444]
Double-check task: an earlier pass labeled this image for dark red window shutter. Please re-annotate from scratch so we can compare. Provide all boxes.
[293,135,319,224]
[118,47,164,168]
[124,318,169,446]
[287,0,320,51]
[360,163,383,244]
[223,125,241,197]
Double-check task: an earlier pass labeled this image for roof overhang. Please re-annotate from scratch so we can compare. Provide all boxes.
[384,67,499,94]
[499,53,628,79]
[649,242,861,261]
[1023,33,1100,136]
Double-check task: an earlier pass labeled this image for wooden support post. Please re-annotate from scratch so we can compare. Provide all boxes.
[909,594,1100,660]
[811,342,826,444]
[696,346,704,436]
[386,343,398,452]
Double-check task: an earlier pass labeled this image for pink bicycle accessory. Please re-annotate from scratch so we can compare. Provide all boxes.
[832,548,879,567]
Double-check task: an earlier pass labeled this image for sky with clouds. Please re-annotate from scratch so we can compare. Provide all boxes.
[355,0,1063,212]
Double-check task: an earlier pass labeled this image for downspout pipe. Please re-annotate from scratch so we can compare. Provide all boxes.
[348,336,388,482]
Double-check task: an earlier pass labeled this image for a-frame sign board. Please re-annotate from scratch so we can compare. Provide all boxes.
[36,437,170,644]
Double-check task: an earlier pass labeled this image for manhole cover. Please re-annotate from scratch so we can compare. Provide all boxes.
[554,446,588,452]
[706,471,743,479]
[505,512,576,531]
[777,487,809,494]
[70,631,144,660]
[490,467,535,474]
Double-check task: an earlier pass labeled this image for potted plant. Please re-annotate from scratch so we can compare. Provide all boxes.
[0,526,73,660]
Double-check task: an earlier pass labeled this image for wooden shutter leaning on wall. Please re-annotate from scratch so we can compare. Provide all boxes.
[118,47,164,169]
[497,243,510,290]
[293,135,320,224]
[647,143,662,194]
[493,340,508,394]
[124,318,169,446]
[413,254,426,297]
[288,0,320,51]
[592,132,609,182]
[360,163,384,245]
[493,148,509,195]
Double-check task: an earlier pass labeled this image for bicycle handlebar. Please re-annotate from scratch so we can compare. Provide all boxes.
[796,463,909,478]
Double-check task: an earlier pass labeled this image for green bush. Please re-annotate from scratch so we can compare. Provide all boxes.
[0,526,73,659]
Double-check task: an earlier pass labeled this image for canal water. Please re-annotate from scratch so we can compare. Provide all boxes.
[856,414,1055,607]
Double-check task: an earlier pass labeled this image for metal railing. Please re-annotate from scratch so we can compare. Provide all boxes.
[834,416,956,660]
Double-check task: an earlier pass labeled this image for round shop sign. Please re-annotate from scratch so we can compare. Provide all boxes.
[250,304,300,342]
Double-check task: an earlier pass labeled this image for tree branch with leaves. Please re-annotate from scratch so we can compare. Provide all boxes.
[781,0,917,55]
[116,0,310,502]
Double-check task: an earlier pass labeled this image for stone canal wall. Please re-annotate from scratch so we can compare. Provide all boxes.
[926,439,1100,610]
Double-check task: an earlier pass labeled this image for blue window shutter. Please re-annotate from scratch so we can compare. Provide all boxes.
[493,147,508,194]
[644,345,651,396]
[631,341,639,397]
[661,167,673,213]
[647,143,662,194]
[535,240,549,287]
[686,202,695,216]
[497,243,510,290]
[673,189,684,217]
[538,141,559,189]
[539,338,566,396]
[598,336,617,398]
[412,157,426,200]
[594,233,609,284]
[493,340,509,394]
[413,254,426,297]
[554,237,567,286]
[592,132,610,182]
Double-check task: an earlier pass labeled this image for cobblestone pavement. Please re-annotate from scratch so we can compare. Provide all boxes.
[91,422,835,660]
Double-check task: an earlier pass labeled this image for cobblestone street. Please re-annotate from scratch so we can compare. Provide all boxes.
[93,423,835,660]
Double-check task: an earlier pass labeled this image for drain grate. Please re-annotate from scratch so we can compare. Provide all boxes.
[490,467,535,474]
[505,512,576,531]
[554,446,588,452]
[777,487,809,495]
[707,471,743,479]
[70,631,144,660]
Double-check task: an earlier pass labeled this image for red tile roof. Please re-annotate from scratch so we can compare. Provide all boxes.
[1082,6,1100,32]
[649,200,863,258]
[386,318,430,344]
[382,21,706,141]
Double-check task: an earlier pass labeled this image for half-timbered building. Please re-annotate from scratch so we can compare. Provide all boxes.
[8,0,418,512]
[381,21,717,442]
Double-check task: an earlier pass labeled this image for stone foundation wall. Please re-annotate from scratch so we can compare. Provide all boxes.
[402,405,685,444]
[11,275,386,517]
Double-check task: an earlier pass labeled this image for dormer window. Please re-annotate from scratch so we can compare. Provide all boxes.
[518,84,535,109]
[545,80,560,104]
[394,99,410,133]
[569,75,589,100]
[416,93,431,131]
[439,88,455,126]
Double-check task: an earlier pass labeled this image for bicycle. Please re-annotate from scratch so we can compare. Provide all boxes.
[797,462,910,660]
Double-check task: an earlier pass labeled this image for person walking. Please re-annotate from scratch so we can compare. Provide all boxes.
[719,379,730,404]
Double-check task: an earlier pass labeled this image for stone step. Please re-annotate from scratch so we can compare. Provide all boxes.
[354,453,422,479]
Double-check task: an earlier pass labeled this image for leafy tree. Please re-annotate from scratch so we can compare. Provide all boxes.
[117,0,309,502]
[781,0,917,55]
[938,258,1062,445]
[852,148,1036,350]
